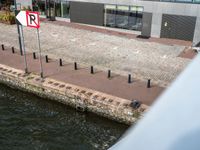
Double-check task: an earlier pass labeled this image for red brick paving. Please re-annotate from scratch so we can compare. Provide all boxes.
[41,18,192,47]
[0,46,164,106]
[178,47,197,59]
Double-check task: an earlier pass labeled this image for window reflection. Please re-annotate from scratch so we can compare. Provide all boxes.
[105,5,143,31]
[116,6,129,29]
[33,0,70,18]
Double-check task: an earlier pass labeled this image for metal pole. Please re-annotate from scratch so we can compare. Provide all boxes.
[20,25,28,73]
[49,0,51,19]
[45,0,48,18]
[37,28,44,78]
[14,1,23,56]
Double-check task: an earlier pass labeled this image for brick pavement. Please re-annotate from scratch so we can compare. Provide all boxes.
[0,22,191,87]
[178,47,197,59]
[0,46,164,106]
[42,18,192,47]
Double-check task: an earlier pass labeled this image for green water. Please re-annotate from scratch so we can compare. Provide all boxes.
[0,84,128,150]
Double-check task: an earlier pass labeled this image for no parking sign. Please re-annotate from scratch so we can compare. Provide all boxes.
[15,10,43,78]
[15,10,40,28]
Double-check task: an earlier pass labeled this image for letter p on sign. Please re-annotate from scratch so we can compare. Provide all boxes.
[26,11,40,28]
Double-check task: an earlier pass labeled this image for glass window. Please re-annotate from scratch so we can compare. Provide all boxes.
[104,5,143,31]
[54,0,70,18]
[105,5,116,27]
[55,0,61,17]
[116,5,129,29]
[61,1,70,18]
[129,6,143,31]
[105,5,116,9]
[129,11,137,30]
[37,0,46,15]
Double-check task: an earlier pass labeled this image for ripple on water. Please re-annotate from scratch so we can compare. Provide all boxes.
[0,84,128,150]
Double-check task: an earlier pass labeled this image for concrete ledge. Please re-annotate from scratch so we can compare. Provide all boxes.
[0,64,148,125]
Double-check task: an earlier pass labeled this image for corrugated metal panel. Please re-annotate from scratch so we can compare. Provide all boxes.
[70,1,104,26]
[161,14,196,41]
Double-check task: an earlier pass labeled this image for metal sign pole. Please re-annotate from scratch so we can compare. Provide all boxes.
[20,25,28,73]
[15,10,40,74]
[36,28,44,78]
[14,1,23,56]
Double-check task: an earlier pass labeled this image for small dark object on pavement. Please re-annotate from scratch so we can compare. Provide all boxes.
[131,100,141,109]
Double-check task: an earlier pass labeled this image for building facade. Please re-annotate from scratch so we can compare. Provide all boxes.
[18,0,200,45]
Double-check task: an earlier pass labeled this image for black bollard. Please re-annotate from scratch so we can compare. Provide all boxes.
[45,55,48,63]
[59,58,63,66]
[40,72,44,78]
[90,66,94,74]
[128,74,132,84]
[33,52,36,59]
[108,70,111,78]
[147,79,151,88]
[12,47,15,53]
[1,44,4,50]
[74,62,77,70]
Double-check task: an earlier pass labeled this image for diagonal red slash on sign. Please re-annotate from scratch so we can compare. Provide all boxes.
[26,11,40,29]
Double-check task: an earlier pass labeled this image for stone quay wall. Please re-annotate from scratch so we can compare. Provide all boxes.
[0,63,148,125]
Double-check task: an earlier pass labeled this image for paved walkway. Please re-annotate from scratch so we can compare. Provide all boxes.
[0,46,164,106]
[43,19,192,47]
[0,22,191,87]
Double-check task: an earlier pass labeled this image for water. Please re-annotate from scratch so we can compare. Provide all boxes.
[0,84,128,150]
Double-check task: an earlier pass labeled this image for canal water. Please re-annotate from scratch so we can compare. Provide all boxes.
[0,84,128,150]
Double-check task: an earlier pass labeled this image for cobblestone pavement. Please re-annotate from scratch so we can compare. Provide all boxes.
[0,22,191,87]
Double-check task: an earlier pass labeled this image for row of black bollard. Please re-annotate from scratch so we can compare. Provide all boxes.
[1,45,15,53]
[37,54,151,88]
